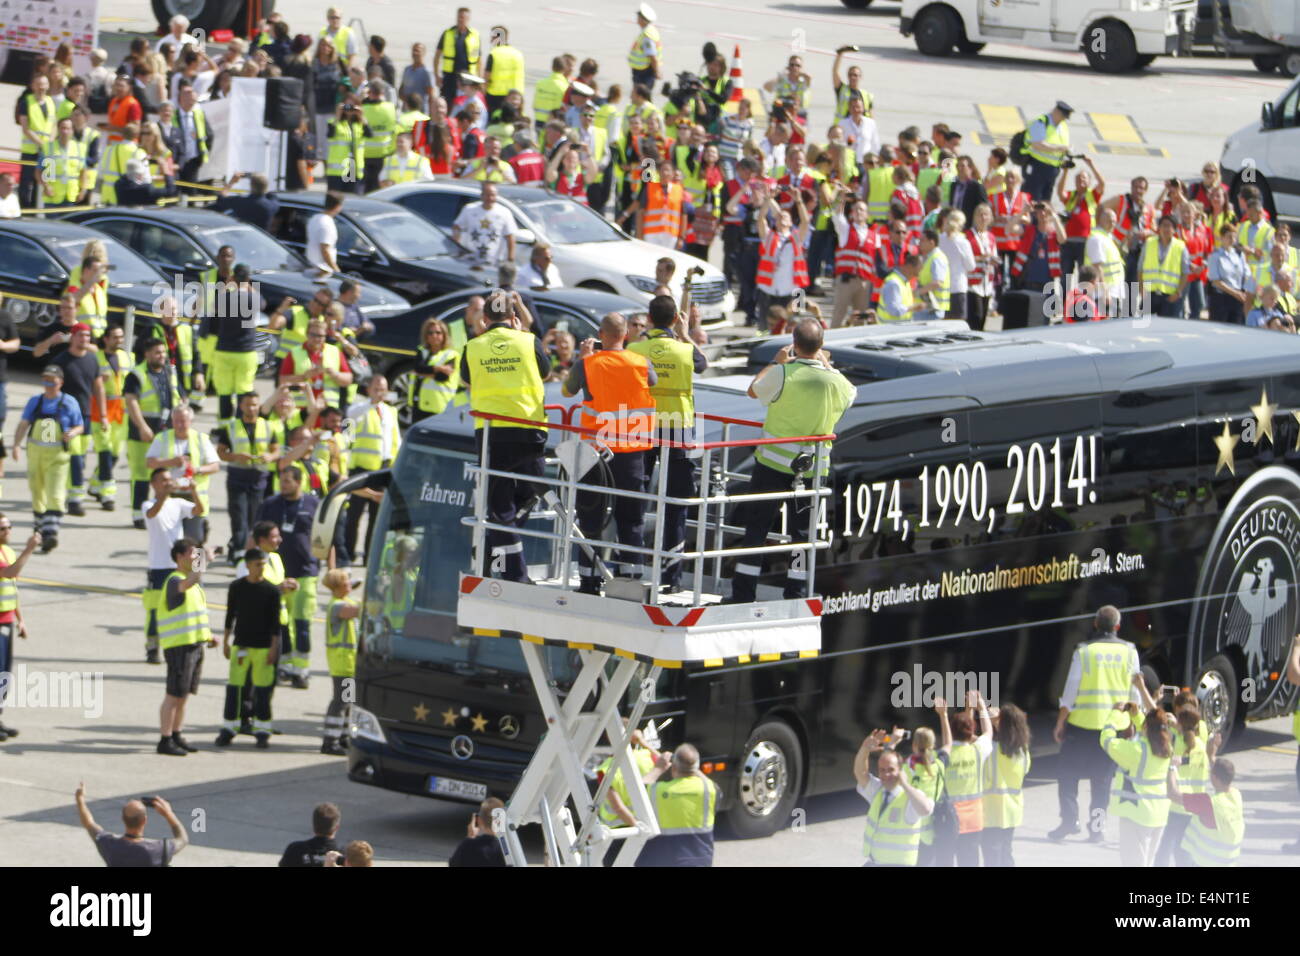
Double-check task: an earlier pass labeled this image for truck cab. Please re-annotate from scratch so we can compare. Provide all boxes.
[1221,75,1300,222]
[900,0,1198,72]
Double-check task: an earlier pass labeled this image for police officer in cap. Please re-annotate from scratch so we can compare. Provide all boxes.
[1050,604,1141,842]
[460,289,550,583]
[1021,100,1073,202]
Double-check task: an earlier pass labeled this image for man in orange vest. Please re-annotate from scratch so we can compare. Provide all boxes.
[635,160,686,249]
[562,312,658,596]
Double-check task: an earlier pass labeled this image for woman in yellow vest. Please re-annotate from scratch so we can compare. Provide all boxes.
[853,729,936,867]
[321,568,360,755]
[138,121,176,192]
[1173,757,1245,867]
[981,702,1031,867]
[156,535,214,757]
[410,318,459,423]
[1101,703,1173,867]
[1154,700,1212,866]
[907,726,945,867]
[936,691,993,866]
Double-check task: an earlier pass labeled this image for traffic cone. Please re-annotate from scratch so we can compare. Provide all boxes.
[729,44,744,102]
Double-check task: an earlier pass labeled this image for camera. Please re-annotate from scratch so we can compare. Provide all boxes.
[687,265,706,278]
[836,45,859,54]
[663,71,703,111]
[1061,152,1085,170]
[140,795,159,807]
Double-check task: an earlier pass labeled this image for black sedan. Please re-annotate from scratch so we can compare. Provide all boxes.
[357,287,647,424]
[0,218,170,347]
[267,192,496,303]
[62,206,411,329]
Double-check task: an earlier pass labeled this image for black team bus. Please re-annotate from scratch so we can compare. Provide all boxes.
[312,318,1300,838]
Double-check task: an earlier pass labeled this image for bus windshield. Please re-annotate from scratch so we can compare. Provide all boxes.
[362,441,578,684]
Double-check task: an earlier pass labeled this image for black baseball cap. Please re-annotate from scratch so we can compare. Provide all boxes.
[1054,100,1075,117]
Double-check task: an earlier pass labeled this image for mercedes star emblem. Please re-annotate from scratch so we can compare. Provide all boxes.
[498,715,520,739]
[451,735,475,760]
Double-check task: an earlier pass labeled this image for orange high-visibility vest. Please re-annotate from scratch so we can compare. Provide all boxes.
[642,180,684,241]
[578,349,655,453]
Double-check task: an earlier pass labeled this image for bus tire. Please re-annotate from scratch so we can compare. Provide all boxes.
[1253,55,1280,74]
[723,719,804,839]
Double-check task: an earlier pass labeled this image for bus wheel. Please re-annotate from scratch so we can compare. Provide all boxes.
[1252,55,1279,73]
[723,720,803,839]
[1194,654,1238,744]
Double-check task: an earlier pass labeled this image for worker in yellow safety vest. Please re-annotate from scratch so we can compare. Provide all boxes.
[98,121,148,205]
[325,100,367,195]
[320,568,361,755]
[627,4,662,90]
[1019,100,1073,202]
[436,7,481,108]
[1085,207,1126,315]
[935,690,993,866]
[1173,757,1245,867]
[0,518,42,740]
[410,318,460,423]
[380,132,433,187]
[89,325,129,507]
[360,81,397,193]
[460,290,550,582]
[156,534,215,756]
[1051,604,1141,843]
[877,255,920,322]
[1138,214,1189,318]
[532,56,570,132]
[636,743,719,867]
[483,26,524,114]
[1154,700,1211,866]
[38,116,86,208]
[852,730,935,867]
[343,374,400,564]
[981,702,1032,866]
[1101,704,1173,867]
[17,73,54,207]
[318,6,358,62]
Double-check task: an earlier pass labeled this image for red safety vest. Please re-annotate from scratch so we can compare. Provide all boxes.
[577,349,655,453]
[722,178,747,227]
[966,228,997,287]
[834,221,876,280]
[1063,288,1101,322]
[756,230,810,292]
[510,150,545,184]
[893,187,923,243]
[991,189,1029,252]
[1111,194,1154,247]
[1010,225,1062,280]
[1181,223,1212,281]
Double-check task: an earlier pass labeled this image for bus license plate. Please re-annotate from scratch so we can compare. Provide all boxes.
[428,776,488,800]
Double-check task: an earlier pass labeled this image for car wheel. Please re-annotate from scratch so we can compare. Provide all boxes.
[914,5,959,57]
[1084,21,1138,73]
[721,719,804,839]
[389,361,417,428]
[1134,54,1156,69]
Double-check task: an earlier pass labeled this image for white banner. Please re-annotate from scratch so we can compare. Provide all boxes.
[0,0,99,74]
[203,76,283,187]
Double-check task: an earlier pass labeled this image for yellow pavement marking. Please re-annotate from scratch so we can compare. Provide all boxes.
[1262,745,1299,756]
[1090,143,1169,159]
[976,104,1026,139]
[1087,112,1143,144]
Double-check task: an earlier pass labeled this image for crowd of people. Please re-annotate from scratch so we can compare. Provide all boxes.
[0,2,1287,869]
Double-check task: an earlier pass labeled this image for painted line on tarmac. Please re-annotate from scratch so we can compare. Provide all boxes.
[1261,745,1298,756]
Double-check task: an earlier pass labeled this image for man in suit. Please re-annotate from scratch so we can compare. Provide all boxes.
[949,155,987,225]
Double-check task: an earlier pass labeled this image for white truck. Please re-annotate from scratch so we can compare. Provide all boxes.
[1221,75,1300,222]
[898,0,1199,73]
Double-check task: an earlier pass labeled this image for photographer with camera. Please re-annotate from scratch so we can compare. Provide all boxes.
[324,97,369,195]
[764,55,811,121]
[545,134,597,203]
[76,784,188,866]
[1019,100,1073,202]
[832,46,872,119]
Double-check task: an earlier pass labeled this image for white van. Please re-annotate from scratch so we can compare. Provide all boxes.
[1222,77,1300,220]
[899,0,1198,72]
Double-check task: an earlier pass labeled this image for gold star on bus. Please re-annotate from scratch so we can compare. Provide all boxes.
[1214,422,1239,476]
[413,702,430,722]
[441,706,458,727]
[1250,388,1277,447]
[471,712,488,733]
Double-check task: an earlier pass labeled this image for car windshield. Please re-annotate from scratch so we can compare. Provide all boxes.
[200,223,304,272]
[50,236,161,285]
[361,210,459,259]
[513,195,624,245]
